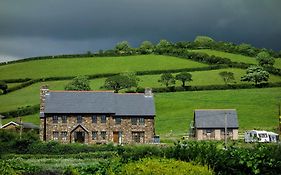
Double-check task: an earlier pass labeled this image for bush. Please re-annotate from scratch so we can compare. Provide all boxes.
[0,104,40,118]
[120,158,213,175]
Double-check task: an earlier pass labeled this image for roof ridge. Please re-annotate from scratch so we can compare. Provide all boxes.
[49,90,114,93]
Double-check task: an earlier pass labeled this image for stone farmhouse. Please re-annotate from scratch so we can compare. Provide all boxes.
[192,109,239,140]
[39,86,156,144]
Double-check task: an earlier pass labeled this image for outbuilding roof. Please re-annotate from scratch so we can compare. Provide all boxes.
[44,91,155,116]
[194,109,239,129]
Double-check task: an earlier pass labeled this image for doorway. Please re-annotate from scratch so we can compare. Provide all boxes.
[113,131,122,144]
[75,131,85,143]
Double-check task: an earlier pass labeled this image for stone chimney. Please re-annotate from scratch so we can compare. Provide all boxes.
[40,85,49,113]
[144,88,153,97]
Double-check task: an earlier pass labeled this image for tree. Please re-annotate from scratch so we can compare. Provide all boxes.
[115,41,131,53]
[241,66,269,85]
[65,76,91,91]
[139,41,154,54]
[194,36,214,48]
[158,73,175,87]
[175,72,192,87]
[103,74,138,93]
[219,71,235,85]
[256,51,275,68]
[0,81,8,94]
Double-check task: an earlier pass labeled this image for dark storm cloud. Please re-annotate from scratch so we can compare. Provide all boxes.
[0,0,281,61]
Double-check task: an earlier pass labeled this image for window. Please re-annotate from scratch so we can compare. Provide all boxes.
[53,116,58,123]
[132,132,144,143]
[92,131,98,140]
[77,115,82,123]
[61,131,67,140]
[101,115,106,123]
[92,115,97,123]
[62,116,67,123]
[203,129,215,139]
[101,131,106,140]
[115,117,121,124]
[131,118,137,125]
[139,118,145,125]
[53,131,59,140]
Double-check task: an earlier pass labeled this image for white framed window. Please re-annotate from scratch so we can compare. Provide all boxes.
[101,115,106,123]
[61,131,67,140]
[101,131,106,140]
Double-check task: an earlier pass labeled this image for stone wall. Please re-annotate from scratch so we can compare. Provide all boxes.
[196,128,239,141]
[41,114,155,144]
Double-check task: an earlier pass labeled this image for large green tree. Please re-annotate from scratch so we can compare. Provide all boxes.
[219,71,235,85]
[64,76,91,91]
[256,51,275,68]
[139,41,154,54]
[0,81,8,94]
[175,72,192,87]
[115,41,131,53]
[103,74,138,93]
[158,73,175,87]
[241,66,269,85]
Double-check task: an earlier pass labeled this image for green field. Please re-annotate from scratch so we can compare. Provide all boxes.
[138,68,281,87]
[190,49,257,64]
[1,68,281,113]
[3,87,281,140]
[155,88,281,138]
[0,55,207,80]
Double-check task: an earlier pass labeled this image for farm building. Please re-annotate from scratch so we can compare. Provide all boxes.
[192,109,239,140]
[39,86,156,144]
[1,121,39,131]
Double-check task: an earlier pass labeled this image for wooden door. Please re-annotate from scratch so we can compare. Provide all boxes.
[113,132,118,143]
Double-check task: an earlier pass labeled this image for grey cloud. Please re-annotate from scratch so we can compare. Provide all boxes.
[0,0,281,61]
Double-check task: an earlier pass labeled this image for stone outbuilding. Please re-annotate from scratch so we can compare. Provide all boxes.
[40,86,156,144]
[1,121,39,131]
[192,109,239,140]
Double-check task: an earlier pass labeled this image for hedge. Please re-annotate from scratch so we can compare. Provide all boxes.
[0,104,40,118]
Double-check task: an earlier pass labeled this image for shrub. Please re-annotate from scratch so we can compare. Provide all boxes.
[120,158,213,175]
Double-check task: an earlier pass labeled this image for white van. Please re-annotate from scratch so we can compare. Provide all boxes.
[244,130,279,143]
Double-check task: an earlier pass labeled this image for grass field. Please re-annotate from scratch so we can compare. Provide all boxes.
[138,68,281,87]
[1,68,281,113]
[2,87,281,140]
[0,55,207,80]
[190,49,257,64]
[155,87,281,138]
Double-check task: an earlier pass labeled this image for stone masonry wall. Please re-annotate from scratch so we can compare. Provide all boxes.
[42,114,155,144]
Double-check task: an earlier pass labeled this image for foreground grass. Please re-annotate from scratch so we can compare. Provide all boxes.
[0,55,207,80]
[155,88,281,138]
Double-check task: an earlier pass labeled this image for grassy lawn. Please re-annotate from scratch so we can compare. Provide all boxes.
[0,55,207,80]
[190,49,257,64]
[155,87,281,138]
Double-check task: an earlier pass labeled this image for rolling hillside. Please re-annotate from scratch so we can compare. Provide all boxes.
[1,51,281,140]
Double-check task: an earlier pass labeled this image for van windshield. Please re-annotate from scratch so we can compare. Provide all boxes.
[258,133,268,138]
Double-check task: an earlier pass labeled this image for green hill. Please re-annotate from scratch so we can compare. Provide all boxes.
[1,51,281,140]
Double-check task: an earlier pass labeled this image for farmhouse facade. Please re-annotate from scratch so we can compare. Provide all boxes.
[192,109,239,140]
[39,86,156,144]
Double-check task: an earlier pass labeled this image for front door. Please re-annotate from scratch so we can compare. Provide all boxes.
[113,131,122,144]
[75,131,85,143]
[113,132,119,143]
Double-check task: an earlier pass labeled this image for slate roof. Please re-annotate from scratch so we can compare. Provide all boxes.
[194,109,238,129]
[44,91,155,116]
[1,121,39,129]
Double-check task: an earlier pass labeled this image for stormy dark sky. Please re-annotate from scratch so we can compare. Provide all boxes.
[0,0,281,62]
